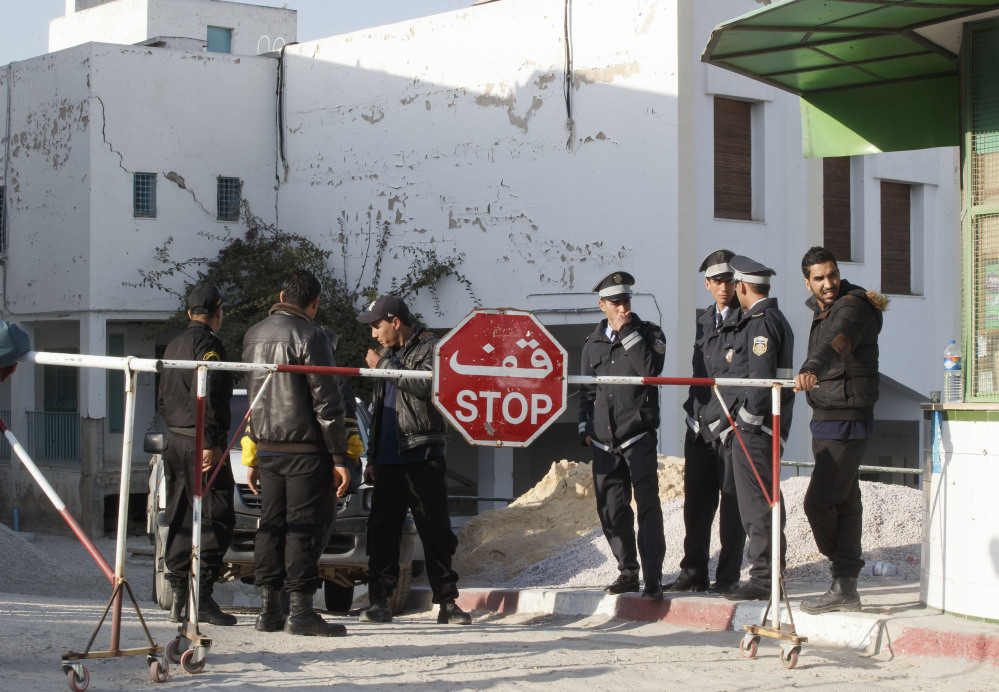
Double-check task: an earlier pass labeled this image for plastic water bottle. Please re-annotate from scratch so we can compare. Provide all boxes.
[861,560,898,577]
[943,340,963,404]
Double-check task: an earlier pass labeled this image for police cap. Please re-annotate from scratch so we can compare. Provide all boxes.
[730,255,776,285]
[592,271,635,301]
[699,249,735,279]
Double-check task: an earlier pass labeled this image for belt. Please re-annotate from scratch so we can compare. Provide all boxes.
[168,427,196,437]
[590,431,646,453]
[256,441,327,454]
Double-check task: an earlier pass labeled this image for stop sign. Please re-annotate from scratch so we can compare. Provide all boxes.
[434,309,567,447]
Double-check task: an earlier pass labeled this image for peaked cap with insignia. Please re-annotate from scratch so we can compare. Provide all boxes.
[592,271,635,301]
[698,249,735,279]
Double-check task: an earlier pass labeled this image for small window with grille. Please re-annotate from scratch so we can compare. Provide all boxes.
[133,173,156,218]
[217,176,241,221]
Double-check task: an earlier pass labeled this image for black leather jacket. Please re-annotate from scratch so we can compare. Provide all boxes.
[368,327,447,462]
[241,303,349,462]
[682,303,741,443]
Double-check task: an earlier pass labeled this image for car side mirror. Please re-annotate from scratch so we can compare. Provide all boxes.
[144,432,166,454]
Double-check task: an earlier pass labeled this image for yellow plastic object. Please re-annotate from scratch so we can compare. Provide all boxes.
[240,435,258,467]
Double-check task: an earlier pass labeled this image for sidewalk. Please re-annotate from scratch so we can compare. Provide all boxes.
[411,581,999,664]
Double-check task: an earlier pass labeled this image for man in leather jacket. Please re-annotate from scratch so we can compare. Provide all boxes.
[242,269,352,637]
[158,285,236,626]
[355,295,471,626]
[794,246,886,614]
[579,271,667,600]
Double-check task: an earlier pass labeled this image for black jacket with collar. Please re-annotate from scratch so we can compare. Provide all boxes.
[368,326,447,462]
[799,280,886,420]
[159,320,233,448]
[578,313,666,448]
[683,302,742,443]
[731,296,795,444]
[242,303,349,461]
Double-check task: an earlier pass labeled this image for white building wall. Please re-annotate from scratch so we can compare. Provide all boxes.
[278,0,683,446]
[50,0,297,56]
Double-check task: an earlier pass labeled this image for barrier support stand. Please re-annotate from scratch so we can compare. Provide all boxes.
[739,383,807,669]
[168,365,212,675]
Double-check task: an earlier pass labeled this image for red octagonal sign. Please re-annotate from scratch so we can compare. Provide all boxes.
[434,309,567,447]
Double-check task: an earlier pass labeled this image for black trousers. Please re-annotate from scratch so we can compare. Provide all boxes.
[730,430,786,588]
[678,429,746,584]
[591,434,665,584]
[805,436,868,578]
[367,458,459,604]
[163,432,235,590]
[254,453,335,595]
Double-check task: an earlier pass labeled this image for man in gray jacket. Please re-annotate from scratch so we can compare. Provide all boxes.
[243,269,352,637]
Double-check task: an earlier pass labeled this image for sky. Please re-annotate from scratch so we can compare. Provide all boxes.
[0,0,472,66]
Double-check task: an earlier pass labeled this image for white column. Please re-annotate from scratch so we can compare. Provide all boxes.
[79,313,107,420]
[477,446,513,514]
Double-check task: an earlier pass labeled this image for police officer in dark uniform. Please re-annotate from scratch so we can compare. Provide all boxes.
[666,250,746,594]
[579,271,668,599]
[720,257,795,601]
[158,285,236,625]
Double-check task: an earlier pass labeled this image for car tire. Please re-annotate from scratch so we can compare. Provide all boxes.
[323,581,355,613]
[153,528,173,611]
[387,565,412,616]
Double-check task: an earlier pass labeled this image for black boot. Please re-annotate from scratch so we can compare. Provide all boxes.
[199,580,237,627]
[437,600,472,625]
[800,577,861,614]
[255,586,287,632]
[168,585,187,624]
[284,592,347,637]
[359,597,393,624]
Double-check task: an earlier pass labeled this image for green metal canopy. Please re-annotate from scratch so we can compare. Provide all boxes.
[702,0,999,157]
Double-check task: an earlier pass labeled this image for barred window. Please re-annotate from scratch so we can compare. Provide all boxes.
[133,173,156,218]
[217,176,241,221]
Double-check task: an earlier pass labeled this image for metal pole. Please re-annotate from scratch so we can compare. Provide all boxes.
[189,366,208,631]
[770,384,781,631]
[109,363,138,654]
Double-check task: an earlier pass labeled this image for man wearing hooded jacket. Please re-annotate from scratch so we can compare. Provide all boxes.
[793,246,886,614]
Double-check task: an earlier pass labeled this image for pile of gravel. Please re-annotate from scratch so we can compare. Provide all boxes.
[499,476,922,588]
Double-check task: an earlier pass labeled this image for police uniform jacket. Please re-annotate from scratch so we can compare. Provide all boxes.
[682,303,741,443]
[242,303,349,461]
[799,280,886,420]
[579,313,666,449]
[158,320,233,449]
[731,297,795,445]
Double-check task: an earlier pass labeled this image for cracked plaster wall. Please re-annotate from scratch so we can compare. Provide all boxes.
[278,0,680,328]
[2,44,279,315]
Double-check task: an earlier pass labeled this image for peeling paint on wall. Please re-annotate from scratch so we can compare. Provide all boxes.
[574,62,641,86]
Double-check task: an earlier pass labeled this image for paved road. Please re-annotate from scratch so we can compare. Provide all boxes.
[1,594,995,691]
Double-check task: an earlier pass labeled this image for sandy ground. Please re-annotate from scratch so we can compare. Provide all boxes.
[1,589,996,692]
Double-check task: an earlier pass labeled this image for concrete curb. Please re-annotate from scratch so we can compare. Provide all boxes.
[408,587,999,664]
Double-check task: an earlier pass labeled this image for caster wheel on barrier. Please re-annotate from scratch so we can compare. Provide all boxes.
[66,666,89,692]
[739,635,760,659]
[149,658,169,683]
[181,647,206,675]
[166,637,184,664]
[780,645,800,669]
